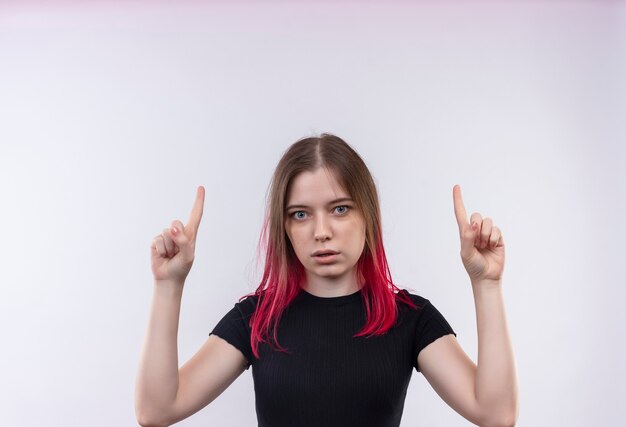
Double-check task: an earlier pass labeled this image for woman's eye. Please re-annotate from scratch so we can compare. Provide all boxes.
[292,211,306,220]
[335,205,350,214]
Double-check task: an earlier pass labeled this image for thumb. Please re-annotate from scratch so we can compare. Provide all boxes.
[169,220,192,250]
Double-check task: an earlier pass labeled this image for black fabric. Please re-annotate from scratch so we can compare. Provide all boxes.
[209,288,456,427]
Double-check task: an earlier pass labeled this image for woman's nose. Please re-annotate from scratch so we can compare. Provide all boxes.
[314,217,332,241]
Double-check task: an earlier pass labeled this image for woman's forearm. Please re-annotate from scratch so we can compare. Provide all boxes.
[135,280,184,423]
[471,280,519,425]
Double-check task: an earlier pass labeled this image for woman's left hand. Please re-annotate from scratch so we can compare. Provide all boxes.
[452,184,505,285]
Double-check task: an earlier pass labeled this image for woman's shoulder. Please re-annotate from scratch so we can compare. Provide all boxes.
[396,288,431,310]
[233,292,261,315]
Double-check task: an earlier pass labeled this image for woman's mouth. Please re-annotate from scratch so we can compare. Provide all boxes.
[313,253,339,263]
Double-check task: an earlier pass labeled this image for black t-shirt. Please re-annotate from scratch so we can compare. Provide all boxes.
[209,288,456,427]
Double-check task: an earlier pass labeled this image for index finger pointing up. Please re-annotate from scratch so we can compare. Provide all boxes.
[453,184,469,232]
[187,185,205,238]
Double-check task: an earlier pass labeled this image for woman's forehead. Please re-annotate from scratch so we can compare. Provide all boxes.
[286,168,349,204]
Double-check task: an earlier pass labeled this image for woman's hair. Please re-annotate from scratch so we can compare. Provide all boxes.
[242,133,418,360]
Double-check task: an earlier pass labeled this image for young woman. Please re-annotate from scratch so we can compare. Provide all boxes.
[135,134,519,427]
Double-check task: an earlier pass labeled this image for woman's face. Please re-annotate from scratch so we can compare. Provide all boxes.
[284,167,366,284]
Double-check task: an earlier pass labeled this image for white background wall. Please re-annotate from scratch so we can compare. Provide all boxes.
[1,1,624,425]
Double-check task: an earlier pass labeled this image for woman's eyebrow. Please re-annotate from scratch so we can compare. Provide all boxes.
[286,197,353,210]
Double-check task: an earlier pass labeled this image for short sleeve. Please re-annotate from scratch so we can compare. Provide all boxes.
[414,300,457,372]
[209,298,256,370]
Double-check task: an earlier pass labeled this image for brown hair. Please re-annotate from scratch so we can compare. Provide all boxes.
[243,133,418,360]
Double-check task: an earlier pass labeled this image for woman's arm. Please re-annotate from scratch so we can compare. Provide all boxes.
[135,280,184,425]
[472,279,519,425]
[134,279,250,427]
[418,280,519,427]
[417,185,519,426]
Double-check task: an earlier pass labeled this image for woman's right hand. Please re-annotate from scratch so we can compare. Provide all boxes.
[150,186,205,284]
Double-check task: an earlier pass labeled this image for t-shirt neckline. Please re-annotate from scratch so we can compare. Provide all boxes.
[298,287,363,305]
